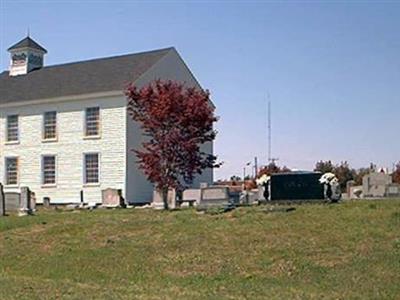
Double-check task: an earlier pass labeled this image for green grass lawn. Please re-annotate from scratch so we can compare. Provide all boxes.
[1,200,400,299]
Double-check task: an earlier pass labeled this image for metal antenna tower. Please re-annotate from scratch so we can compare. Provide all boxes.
[267,96,279,165]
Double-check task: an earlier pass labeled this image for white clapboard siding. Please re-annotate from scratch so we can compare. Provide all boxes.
[124,49,214,203]
[0,50,215,205]
[0,95,126,204]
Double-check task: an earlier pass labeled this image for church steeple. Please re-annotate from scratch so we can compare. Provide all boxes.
[8,36,47,76]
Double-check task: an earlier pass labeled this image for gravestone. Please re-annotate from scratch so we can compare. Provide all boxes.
[270,172,324,201]
[43,197,51,208]
[152,190,163,209]
[30,192,36,212]
[257,185,268,202]
[5,192,20,211]
[249,189,259,204]
[102,188,125,208]
[199,186,230,208]
[0,183,5,216]
[182,189,202,205]
[153,189,176,209]
[166,189,177,209]
[387,184,400,197]
[19,187,32,216]
[362,173,392,198]
[239,190,258,205]
[346,180,355,198]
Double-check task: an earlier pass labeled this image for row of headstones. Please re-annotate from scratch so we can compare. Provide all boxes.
[43,188,125,210]
[152,186,258,209]
[0,184,126,216]
[0,183,36,217]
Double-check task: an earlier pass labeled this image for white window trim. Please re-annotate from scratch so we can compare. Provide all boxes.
[83,152,101,187]
[41,154,58,188]
[83,107,101,139]
[5,114,20,144]
[4,156,19,187]
[42,111,58,142]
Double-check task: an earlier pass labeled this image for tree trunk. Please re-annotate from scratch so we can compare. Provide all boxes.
[162,186,169,210]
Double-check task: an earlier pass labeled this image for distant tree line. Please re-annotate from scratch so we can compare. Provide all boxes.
[225,160,400,192]
[257,162,291,177]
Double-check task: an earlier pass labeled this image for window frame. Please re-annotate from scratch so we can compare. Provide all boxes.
[4,156,19,187]
[83,107,101,139]
[42,111,58,142]
[6,114,19,144]
[41,154,57,187]
[83,152,100,186]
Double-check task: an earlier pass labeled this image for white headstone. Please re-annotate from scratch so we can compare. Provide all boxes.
[183,189,202,205]
[202,187,228,200]
[152,189,176,209]
[199,186,230,208]
[102,188,122,207]
[30,192,36,212]
[19,187,32,216]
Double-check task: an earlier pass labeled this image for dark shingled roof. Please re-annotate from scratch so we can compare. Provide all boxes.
[0,47,173,105]
[8,36,48,53]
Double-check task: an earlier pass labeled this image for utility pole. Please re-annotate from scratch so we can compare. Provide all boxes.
[268,100,271,162]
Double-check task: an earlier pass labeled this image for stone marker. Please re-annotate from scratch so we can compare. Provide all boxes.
[43,197,51,208]
[30,192,36,212]
[102,188,124,208]
[199,186,230,208]
[387,184,400,197]
[257,184,271,202]
[153,189,176,209]
[239,191,249,205]
[249,189,259,204]
[362,173,392,198]
[152,190,163,209]
[239,189,259,205]
[5,192,20,211]
[346,180,355,198]
[182,189,202,206]
[19,187,32,216]
[0,183,5,216]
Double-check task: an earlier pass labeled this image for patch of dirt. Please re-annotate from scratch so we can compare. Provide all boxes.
[269,259,296,277]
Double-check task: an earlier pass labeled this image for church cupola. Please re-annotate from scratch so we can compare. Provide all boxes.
[7,36,47,76]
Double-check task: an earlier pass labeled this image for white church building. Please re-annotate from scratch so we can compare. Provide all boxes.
[0,36,213,204]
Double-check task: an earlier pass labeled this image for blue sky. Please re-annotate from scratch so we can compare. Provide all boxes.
[1,1,399,179]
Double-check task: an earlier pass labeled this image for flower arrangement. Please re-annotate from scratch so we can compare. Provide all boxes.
[319,172,339,185]
[256,174,271,186]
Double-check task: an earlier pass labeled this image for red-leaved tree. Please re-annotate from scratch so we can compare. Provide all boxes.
[257,162,291,177]
[125,80,219,209]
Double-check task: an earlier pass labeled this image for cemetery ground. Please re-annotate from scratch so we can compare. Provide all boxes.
[1,200,400,299]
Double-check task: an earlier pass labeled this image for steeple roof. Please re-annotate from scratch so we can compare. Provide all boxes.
[7,36,47,53]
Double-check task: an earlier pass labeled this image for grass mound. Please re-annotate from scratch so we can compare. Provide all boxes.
[1,199,399,299]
